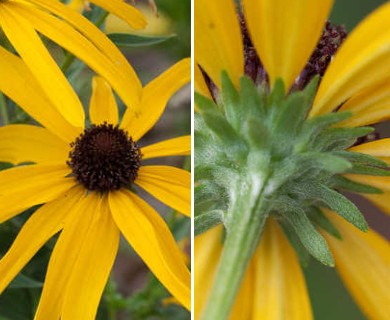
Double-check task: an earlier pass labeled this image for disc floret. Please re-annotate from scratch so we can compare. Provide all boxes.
[68,123,142,193]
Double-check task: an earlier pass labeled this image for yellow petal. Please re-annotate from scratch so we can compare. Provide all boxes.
[0,5,85,128]
[136,166,191,217]
[195,0,243,88]
[0,164,75,223]
[349,138,390,165]
[194,64,211,99]
[362,192,390,217]
[323,212,390,320]
[311,2,390,117]
[0,46,80,142]
[142,136,191,160]
[121,58,191,140]
[109,190,191,310]
[62,197,120,320]
[194,226,223,319]
[344,174,390,192]
[12,3,140,112]
[88,0,146,29]
[338,81,390,127]
[194,226,255,320]
[89,77,119,125]
[0,186,85,294]
[243,0,333,90]
[67,0,87,12]
[0,125,69,165]
[34,192,101,320]
[28,0,142,104]
[252,220,313,319]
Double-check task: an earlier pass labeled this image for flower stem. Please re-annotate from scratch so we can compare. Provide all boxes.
[202,179,269,320]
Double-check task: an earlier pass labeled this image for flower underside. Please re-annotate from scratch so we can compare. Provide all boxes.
[195,73,389,266]
[67,123,142,193]
[195,18,389,266]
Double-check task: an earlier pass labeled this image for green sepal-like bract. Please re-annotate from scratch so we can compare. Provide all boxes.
[194,73,389,267]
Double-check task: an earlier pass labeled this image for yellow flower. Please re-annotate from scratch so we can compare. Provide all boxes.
[0,0,146,128]
[195,0,390,319]
[0,46,191,318]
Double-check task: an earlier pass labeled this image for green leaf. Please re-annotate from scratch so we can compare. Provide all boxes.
[9,273,43,289]
[307,207,341,239]
[272,93,306,139]
[244,116,270,150]
[201,111,248,160]
[333,150,389,168]
[315,127,373,151]
[331,175,383,194]
[281,209,334,266]
[195,210,223,236]
[239,76,266,120]
[346,164,390,176]
[267,78,285,106]
[107,33,175,47]
[297,152,352,174]
[220,71,240,130]
[304,184,368,232]
[295,112,352,153]
[279,220,311,267]
[194,93,219,113]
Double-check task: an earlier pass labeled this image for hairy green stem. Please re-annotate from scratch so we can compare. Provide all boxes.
[202,178,269,320]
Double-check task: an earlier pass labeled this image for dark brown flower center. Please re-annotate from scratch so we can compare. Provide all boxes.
[67,123,142,193]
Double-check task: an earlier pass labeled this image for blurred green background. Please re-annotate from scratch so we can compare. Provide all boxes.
[306,1,388,319]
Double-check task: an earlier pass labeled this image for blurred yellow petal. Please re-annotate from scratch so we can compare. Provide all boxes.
[0,165,75,223]
[67,0,87,12]
[88,0,146,30]
[0,46,80,142]
[194,226,223,319]
[0,187,84,294]
[28,0,142,105]
[109,190,191,310]
[13,3,140,112]
[35,193,101,320]
[243,0,333,90]
[252,220,313,319]
[62,197,120,320]
[349,138,390,165]
[323,213,390,320]
[121,58,190,140]
[105,5,171,36]
[344,174,390,192]
[195,0,243,88]
[0,125,69,165]
[0,5,85,128]
[136,166,190,217]
[89,77,118,125]
[338,81,390,127]
[312,2,390,117]
[142,136,191,159]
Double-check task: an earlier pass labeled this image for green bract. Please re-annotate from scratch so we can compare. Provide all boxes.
[195,73,389,267]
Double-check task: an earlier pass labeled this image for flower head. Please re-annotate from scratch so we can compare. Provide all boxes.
[0,45,191,318]
[195,0,390,319]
